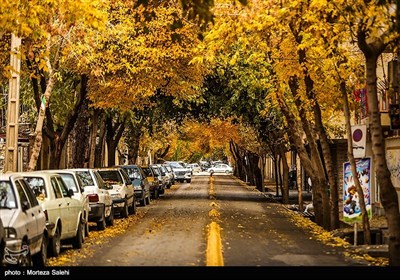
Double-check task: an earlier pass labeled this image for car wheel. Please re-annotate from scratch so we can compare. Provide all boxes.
[128,198,136,215]
[50,226,61,257]
[17,241,32,266]
[72,220,84,249]
[106,205,114,226]
[33,234,47,266]
[186,179,192,183]
[140,197,146,207]
[153,189,159,199]
[145,195,151,205]
[121,200,129,218]
[84,215,90,238]
[97,210,106,230]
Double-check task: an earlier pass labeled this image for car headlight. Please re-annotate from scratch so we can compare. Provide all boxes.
[5,227,17,238]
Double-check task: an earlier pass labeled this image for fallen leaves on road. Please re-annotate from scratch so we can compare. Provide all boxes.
[47,212,145,266]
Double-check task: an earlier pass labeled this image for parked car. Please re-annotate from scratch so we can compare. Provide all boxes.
[96,167,136,218]
[149,164,167,195]
[43,169,90,238]
[118,165,151,207]
[164,161,192,183]
[67,168,114,231]
[157,164,173,189]
[141,166,161,199]
[0,173,48,266]
[188,163,201,174]
[207,163,233,174]
[21,171,86,257]
[163,164,175,185]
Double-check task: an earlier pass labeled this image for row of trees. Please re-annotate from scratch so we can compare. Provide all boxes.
[1,0,399,265]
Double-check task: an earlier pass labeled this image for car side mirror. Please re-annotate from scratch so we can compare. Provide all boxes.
[67,189,74,197]
[21,201,30,211]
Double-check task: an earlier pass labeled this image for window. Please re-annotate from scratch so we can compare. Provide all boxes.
[19,179,39,207]
[15,180,31,209]
[59,173,78,193]
[24,177,47,199]
[0,180,17,209]
[56,177,70,197]
[77,171,94,186]
[51,177,63,199]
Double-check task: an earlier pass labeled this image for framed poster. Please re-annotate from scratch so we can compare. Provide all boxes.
[386,146,400,190]
[343,158,372,223]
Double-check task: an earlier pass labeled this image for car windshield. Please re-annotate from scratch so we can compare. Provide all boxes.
[98,170,123,185]
[169,162,183,168]
[123,168,141,180]
[0,181,17,209]
[24,177,47,201]
[142,167,153,177]
[76,171,94,187]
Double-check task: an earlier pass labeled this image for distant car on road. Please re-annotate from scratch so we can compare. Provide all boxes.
[207,163,233,174]
[164,161,192,183]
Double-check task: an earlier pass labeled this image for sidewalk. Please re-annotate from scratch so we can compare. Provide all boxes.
[262,180,389,259]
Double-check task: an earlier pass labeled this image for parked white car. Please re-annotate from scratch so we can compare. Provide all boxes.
[96,167,136,218]
[21,171,86,257]
[207,163,233,174]
[68,168,114,230]
[43,169,90,237]
[0,173,48,266]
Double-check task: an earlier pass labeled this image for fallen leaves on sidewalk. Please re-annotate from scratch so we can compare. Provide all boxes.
[280,209,389,266]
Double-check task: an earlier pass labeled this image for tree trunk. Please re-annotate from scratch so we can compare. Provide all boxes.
[298,47,339,230]
[126,124,141,165]
[280,147,290,204]
[95,114,106,168]
[105,115,125,167]
[276,87,325,227]
[289,76,330,229]
[72,96,90,168]
[341,78,371,244]
[27,74,55,171]
[89,109,100,168]
[362,50,400,264]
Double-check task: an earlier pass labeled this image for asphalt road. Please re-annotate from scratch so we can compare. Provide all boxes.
[37,172,386,268]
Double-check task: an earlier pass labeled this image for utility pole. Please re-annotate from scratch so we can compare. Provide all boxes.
[4,34,21,173]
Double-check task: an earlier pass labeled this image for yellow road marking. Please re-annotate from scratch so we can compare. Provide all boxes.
[206,221,224,266]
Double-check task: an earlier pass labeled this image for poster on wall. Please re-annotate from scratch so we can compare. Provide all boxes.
[386,147,400,191]
[343,158,372,224]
